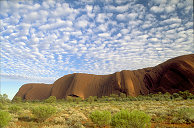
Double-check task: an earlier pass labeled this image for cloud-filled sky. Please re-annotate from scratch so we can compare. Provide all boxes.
[0,0,193,98]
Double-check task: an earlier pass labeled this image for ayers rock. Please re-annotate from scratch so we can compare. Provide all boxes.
[13,54,194,100]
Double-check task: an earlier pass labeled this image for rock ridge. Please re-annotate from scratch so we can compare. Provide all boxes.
[13,54,194,100]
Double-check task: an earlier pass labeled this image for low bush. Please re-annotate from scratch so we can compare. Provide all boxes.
[8,105,21,114]
[172,93,180,99]
[0,110,11,128]
[0,103,6,110]
[171,107,194,124]
[74,97,82,104]
[87,96,95,104]
[45,96,56,103]
[0,94,10,103]
[66,96,74,102]
[89,110,111,127]
[12,96,22,103]
[32,105,56,122]
[111,109,151,128]
[120,93,127,99]
[178,90,193,99]
[93,96,98,101]
[127,96,138,101]
[110,94,118,98]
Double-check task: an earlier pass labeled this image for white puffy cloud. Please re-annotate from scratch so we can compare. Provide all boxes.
[121,29,129,34]
[98,33,110,37]
[116,12,138,21]
[96,13,107,23]
[152,0,167,4]
[128,13,138,20]
[169,0,179,5]
[23,12,40,22]
[115,0,129,4]
[149,38,159,42]
[150,6,164,13]
[161,17,181,25]
[116,14,127,21]
[142,22,152,29]
[75,20,88,28]
[0,0,193,86]
[86,5,93,12]
[52,3,78,19]
[98,24,108,32]
[165,5,176,13]
[39,19,73,30]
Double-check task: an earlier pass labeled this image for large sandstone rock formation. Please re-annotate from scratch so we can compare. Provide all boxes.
[13,54,194,100]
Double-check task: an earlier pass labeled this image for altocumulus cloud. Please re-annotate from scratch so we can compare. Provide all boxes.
[0,0,193,83]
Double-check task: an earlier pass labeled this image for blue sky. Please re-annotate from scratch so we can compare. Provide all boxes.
[0,0,193,99]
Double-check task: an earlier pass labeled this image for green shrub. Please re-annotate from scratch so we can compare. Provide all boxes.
[100,96,110,101]
[88,96,98,102]
[188,95,194,99]
[45,96,56,103]
[163,92,172,100]
[87,96,95,104]
[0,110,11,128]
[127,96,137,101]
[8,105,21,114]
[93,96,98,101]
[111,109,151,128]
[89,110,111,127]
[66,96,74,102]
[171,107,194,124]
[110,94,118,98]
[0,103,6,110]
[110,94,118,99]
[74,97,82,104]
[120,93,127,99]
[172,93,180,99]
[178,90,193,99]
[147,92,172,101]
[12,96,22,103]
[32,105,56,122]
[0,94,10,103]
[136,95,147,101]
[110,94,120,101]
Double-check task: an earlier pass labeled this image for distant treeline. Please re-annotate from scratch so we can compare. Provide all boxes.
[2,90,192,104]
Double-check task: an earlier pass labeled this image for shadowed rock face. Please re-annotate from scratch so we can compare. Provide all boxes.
[13,54,194,100]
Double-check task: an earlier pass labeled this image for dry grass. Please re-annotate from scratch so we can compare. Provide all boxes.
[3,100,194,128]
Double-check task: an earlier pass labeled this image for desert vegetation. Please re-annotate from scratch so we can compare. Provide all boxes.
[0,91,194,128]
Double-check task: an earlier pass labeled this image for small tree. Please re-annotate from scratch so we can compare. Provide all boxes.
[88,96,95,104]
[32,105,56,122]
[120,93,126,98]
[0,94,10,103]
[45,96,56,103]
[111,109,151,128]
[171,107,194,124]
[93,96,98,101]
[74,97,82,104]
[0,110,11,128]
[12,96,22,103]
[110,94,119,101]
[172,93,180,98]
[8,105,21,114]
[90,110,111,127]
[178,90,193,100]
[66,96,74,102]
[110,94,118,98]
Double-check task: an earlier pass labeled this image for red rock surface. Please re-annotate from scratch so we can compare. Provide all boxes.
[13,54,194,100]
[14,83,52,100]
